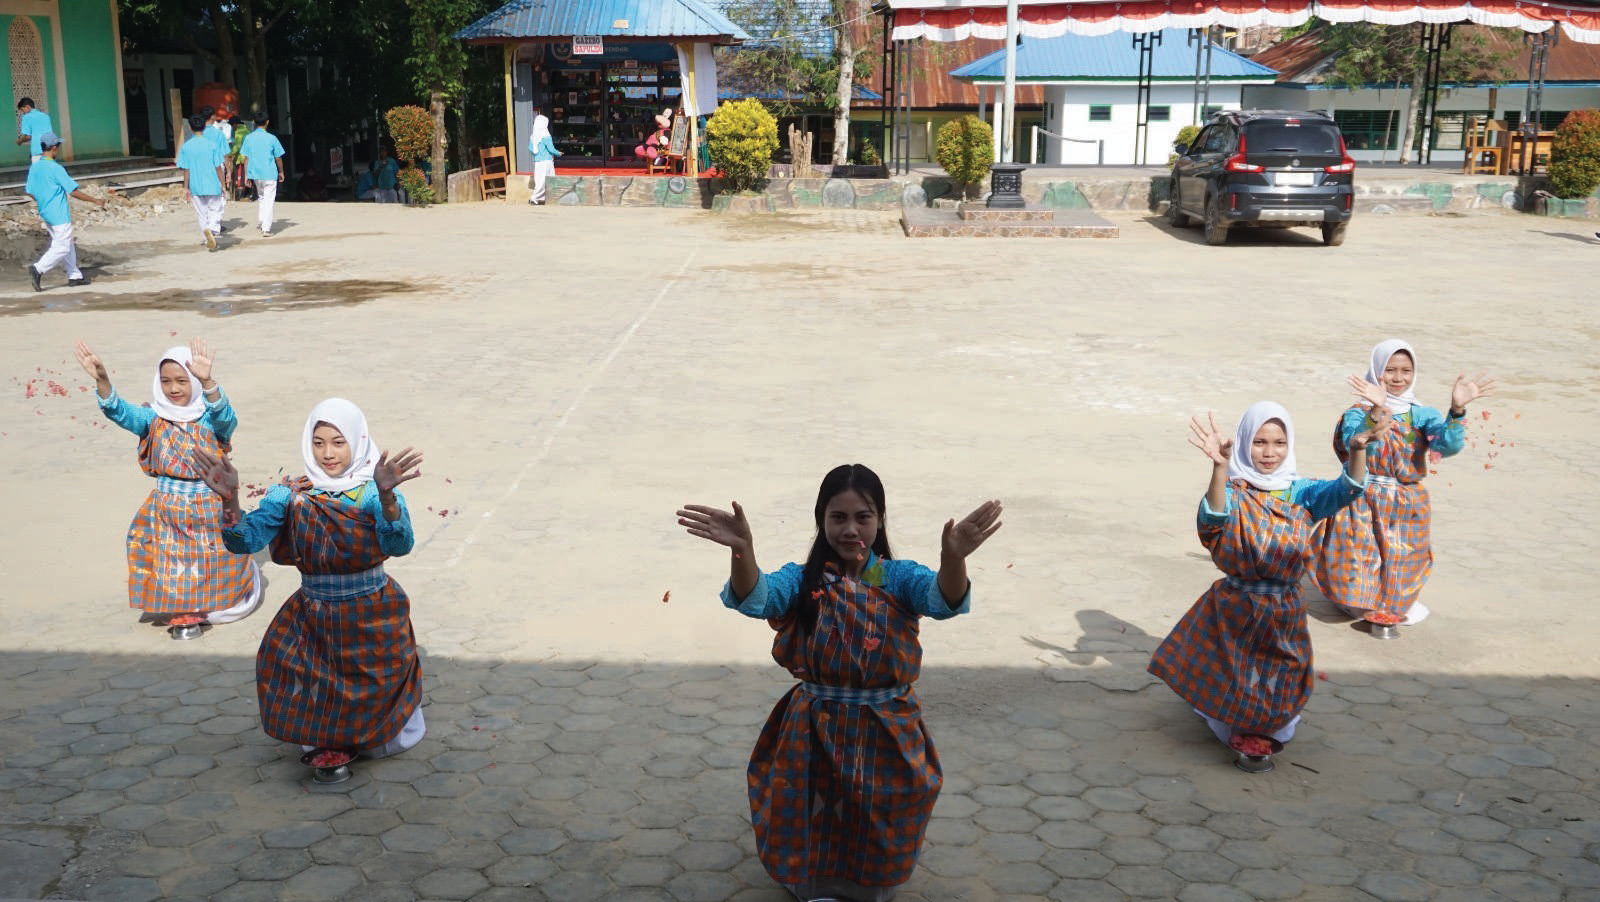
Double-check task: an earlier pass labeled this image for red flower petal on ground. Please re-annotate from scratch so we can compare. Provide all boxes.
[863,637,880,652]
[1317,671,1329,681]
[1481,410,1491,420]
[661,590,671,604]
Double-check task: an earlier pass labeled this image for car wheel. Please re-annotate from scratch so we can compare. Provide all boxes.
[1204,193,1230,245]
[1321,221,1348,246]
[1166,181,1191,227]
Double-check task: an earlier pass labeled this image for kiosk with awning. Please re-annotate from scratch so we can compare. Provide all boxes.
[457,0,748,175]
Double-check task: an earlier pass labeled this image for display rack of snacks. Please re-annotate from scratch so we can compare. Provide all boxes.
[548,67,604,160]
[603,62,682,163]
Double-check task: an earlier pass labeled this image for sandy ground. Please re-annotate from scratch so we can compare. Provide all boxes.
[0,197,1595,689]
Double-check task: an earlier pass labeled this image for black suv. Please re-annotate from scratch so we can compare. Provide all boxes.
[1167,110,1355,246]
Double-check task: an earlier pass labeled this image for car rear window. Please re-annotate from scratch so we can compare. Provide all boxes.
[1244,122,1341,154]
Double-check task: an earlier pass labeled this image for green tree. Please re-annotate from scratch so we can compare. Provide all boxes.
[119,0,308,115]
[1301,23,1516,162]
[707,98,779,193]
[404,0,489,198]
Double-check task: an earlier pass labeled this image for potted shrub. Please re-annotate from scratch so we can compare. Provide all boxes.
[1547,109,1600,202]
[707,98,779,211]
[935,115,995,200]
[385,105,437,205]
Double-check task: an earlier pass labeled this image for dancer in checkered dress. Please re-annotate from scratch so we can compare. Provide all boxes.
[1149,400,1390,759]
[75,340,261,628]
[1311,340,1495,626]
[194,399,426,767]
[679,465,1003,902]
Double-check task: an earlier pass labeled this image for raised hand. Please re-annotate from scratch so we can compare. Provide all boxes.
[1348,374,1386,410]
[190,447,239,500]
[942,500,1004,559]
[1451,373,1496,411]
[74,341,109,384]
[1347,404,1395,452]
[188,338,214,383]
[374,447,424,494]
[677,502,753,551]
[1188,411,1232,466]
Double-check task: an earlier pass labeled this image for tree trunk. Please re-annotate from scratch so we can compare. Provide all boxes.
[830,0,860,166]
[201,4,237,94]
[1398,65,1425,164]
[430,91,447,199]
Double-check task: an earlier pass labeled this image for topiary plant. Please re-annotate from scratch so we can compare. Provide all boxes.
[935,116,995,199]
[385,105,437,204]
[1547,109,1600,199]
[1169,124,1202,165]
[707,98,779,195]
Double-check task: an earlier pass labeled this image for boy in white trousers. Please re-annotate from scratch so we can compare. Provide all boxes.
[177,115,226,250]
[24,130,109,291]
[239,112,286,236]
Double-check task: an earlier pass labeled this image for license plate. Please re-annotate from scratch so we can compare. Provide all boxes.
[1274,171,1315,187]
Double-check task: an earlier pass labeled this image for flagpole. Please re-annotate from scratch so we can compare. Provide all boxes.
[1001,0,1019,162]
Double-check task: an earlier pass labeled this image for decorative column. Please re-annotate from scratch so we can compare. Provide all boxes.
[986,162,1026,209]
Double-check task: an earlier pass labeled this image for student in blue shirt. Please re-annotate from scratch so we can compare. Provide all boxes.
[16,98,52,162]
[239,112,286,236]
[178,115,226,251]
[24,131,108,291]
[200,106,232,231]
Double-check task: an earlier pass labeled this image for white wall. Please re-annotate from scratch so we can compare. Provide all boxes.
[1242,84,1600,162]
[1040,83,1249,165]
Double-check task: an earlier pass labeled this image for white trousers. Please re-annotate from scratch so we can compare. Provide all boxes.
[254,179,278,231]
[1198,709,1301,746]
[34,221,81,278]
[530,160,555,203]
[370,188,399,204]
[191,194,224,232]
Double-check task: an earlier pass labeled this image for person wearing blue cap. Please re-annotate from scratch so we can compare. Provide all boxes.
[16,98,52,163]
[25,131,109,291]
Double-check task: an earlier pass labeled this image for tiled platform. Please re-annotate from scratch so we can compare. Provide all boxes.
[902,204,1121,238]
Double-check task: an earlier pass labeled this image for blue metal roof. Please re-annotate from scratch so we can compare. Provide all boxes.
[458,0,750,43]
[950,30,1277,82]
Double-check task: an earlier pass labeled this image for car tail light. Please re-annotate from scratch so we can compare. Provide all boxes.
[1325,136,1356,174]
[1230,193,1238,211]
[1225,134,1264,173]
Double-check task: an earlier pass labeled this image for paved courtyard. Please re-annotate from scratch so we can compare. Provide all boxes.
[1,198,1597,902]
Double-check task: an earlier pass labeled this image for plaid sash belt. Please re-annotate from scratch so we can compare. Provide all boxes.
[1223,577,1294,596]
[155,475,212,495]
[798,681,909,707]
[300,565,387,601]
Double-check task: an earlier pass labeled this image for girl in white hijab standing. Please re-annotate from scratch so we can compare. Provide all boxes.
[193,399,427,778]
[1312,340,1496,629]
[527,113,561,205]
[1149,395,1391,772]
[74,339,261,631]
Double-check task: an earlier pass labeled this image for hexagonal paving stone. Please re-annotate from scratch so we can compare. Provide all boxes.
[413,866,491,899]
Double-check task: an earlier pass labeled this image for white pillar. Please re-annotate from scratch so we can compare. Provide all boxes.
[1001,0,1019,163]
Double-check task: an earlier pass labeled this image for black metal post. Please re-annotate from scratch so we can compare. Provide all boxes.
[1132,31,1162,165]
[1413,23,1452,165]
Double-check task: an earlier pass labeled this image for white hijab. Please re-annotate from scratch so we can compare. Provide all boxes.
[1366,338,1420,413]
[1227,401,1299,492]
[150,346,208,423]
[530,114,550,146]
[302,398,381,493]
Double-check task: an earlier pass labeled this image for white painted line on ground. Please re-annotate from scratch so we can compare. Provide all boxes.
[439,249,698,569]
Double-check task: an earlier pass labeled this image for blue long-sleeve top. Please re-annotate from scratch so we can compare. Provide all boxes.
[221,481,414,558]
[97,386,237,443]
[1336,404,1465,458]
[1200,470,1366,524]
[721,551,970,621]
[530,135,561,163]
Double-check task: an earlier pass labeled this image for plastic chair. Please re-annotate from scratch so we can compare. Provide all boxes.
[479,146,508,199]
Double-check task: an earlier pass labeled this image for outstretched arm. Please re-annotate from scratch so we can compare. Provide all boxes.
[1189,411,1232,514]
[1343,405,1394,484]
[677,502,757,600]
[938,500,1003,604]
[374,447,424,523]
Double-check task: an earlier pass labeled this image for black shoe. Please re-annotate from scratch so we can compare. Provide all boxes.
[28,265,42,292]
[217,224,229,234]
[68,276,91,287]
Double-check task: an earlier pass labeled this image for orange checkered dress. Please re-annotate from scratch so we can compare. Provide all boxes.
[1150,478,1360,735]
[238,479,422,751]
[123,415,256,617]
[1311,405,1465,619]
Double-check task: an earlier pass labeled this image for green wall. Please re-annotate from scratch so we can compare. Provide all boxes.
[2,14,60,168]
[59,0,125,159]
[2,2,123,167]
